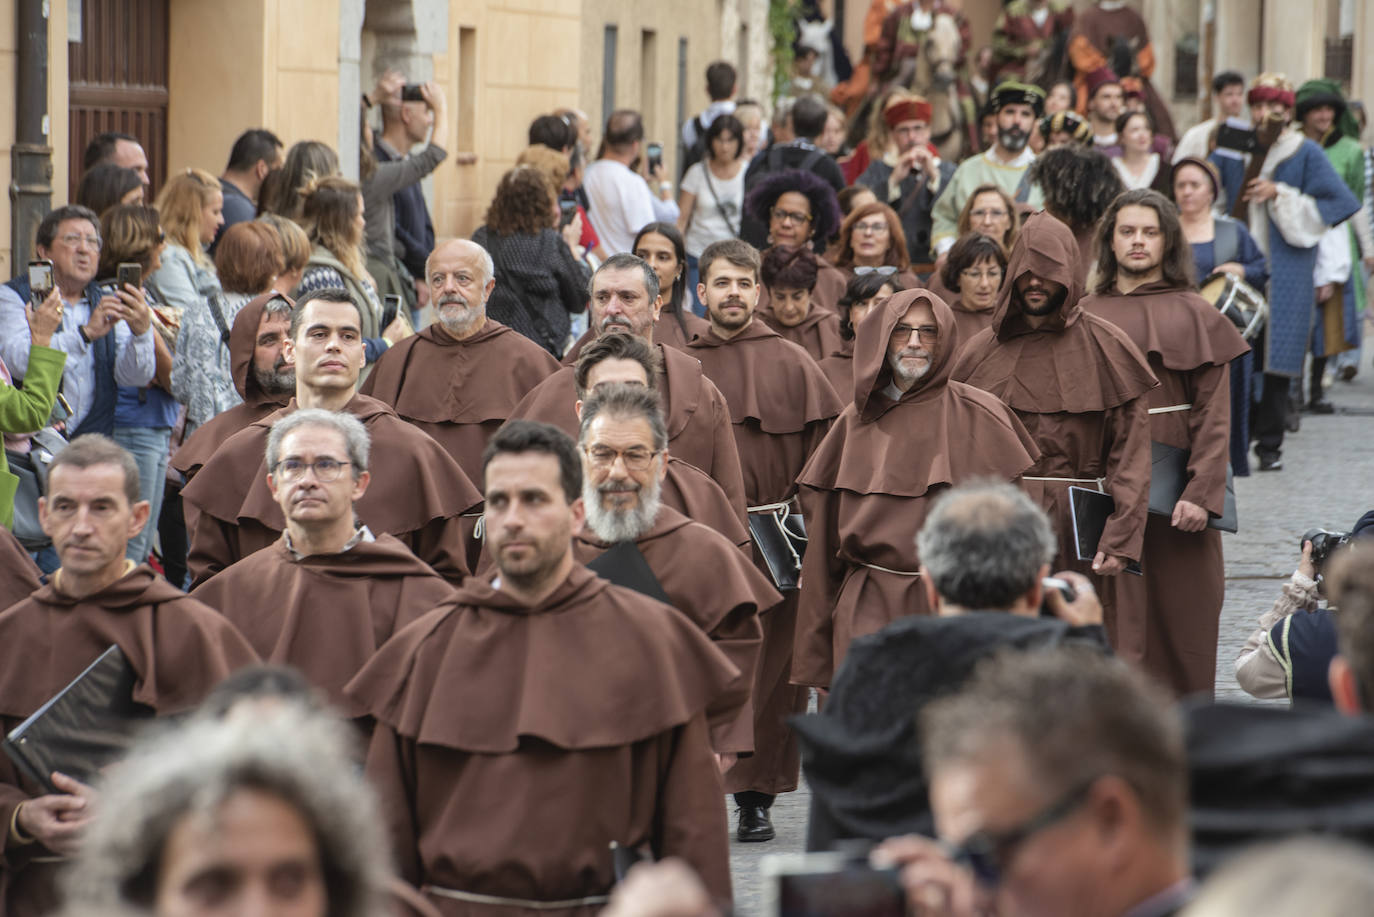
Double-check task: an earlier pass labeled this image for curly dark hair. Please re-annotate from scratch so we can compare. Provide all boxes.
[1026,146,1124,236]
[941,232,1008,294]
[1091,189,1196,295]
[485,166,557,237]
[760,244,820,291]
[837,270,904,341]
[744,168,842,246]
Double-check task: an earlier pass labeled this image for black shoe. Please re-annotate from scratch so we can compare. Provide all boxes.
[1307,398,1336,415]
[1339,364,1358,382]
[1257,454,1283,471]
[736,805,775,842]
[1285,411,1302,433]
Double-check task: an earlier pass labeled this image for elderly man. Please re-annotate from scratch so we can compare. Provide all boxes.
[362,239,561,479]
[687,238,843,842]
[0,435,257,917]
[857,93,956,267]
[1081,190,1249,697]
[346,421,736,913]
[192,410,454,717]
[792,289,1039,690]
[181,288,483,586]
[513,253,747,515]
[930,82,1046,255]
[171,293,295,483]
[875,649,1192,917]
[952,212,1156,642]
[572,383,778,768]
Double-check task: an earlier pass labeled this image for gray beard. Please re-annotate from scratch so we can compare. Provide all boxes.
[888,349,931,388]
[253,367,296,396]
[438,299,483,335]
[583,474,663,543]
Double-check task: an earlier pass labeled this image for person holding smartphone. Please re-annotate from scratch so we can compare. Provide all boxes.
[0,272,66,531]
[583,109,681,254]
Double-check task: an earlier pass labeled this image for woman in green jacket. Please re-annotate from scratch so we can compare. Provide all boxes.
[1,288,67,529]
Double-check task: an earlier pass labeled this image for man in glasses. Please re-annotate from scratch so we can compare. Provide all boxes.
[792,289,1038,691]
[181,288,482,586]
[191,409,454,718]
[572,382,778,774]
[875,648,1191,917]
[856,92,955,268]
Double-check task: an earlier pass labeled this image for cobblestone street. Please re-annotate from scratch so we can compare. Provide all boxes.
[726,356,1374,914]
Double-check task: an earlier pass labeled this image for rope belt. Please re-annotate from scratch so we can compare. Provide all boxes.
[425,886,609,910]
[1148,403,1193,414]
[747,501,794,516]
[461,511,484,539]
[859,562,921,576]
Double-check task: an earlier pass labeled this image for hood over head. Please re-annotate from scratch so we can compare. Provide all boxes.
[853,288,959,420]
[992,212,1084,339]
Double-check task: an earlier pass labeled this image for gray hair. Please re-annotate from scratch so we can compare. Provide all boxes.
[266,409,371,477]
[62,703,390,917]
[915,481,1056,611]
[578,382,669,452]
[589,252,660,304]
[1184,836,1374,917]
[262,293,294,320]
[425,238,495,289]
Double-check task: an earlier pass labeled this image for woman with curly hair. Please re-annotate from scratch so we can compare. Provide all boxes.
[472,165,589,356]
[826,201,922,290]
[744,168,847,313]
[1025,144,1125,286]
[758,244,844,363]
[818,271,905,401]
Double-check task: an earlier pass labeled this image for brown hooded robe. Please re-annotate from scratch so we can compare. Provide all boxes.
[759,304,846,365]
[793,290,1040,687]
[756,258,849,316]
[950,213,1157,633]
[686,319,844,797]
[562,309,712,362]
[181,394,482,586]
[191,533,456,716]
[1081,281,1249,697]
[0,566,258,917]
[344,565,736,915]
[574,505,781,755]
[0,529,41,612]
[948,295,997,353]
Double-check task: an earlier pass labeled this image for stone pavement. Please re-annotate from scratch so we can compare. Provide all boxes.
[724,358,1374,914]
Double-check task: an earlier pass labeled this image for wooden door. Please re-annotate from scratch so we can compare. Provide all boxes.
[68,0,170,201]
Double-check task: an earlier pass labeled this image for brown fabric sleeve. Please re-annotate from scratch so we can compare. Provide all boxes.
[703,603,763,756]
[1098,396,1151,563]
[187,514,241,588]
[652,715,731,905]
[365,722,423,886]
[1179,363,1232,517]
[1068,33,1106,75]
[403,515,471,585]
[793,486,844,688]
[706,390,749,529]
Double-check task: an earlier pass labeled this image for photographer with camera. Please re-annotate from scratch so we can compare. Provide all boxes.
[1235,512,1374,703]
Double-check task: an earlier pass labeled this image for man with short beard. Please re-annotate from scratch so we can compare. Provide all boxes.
[572,383,778,769]
[792,289,1039,690]
[1082,67,1124,148]
[361,238,561,480]
[951,212,1157,646]
[686,238,843,843]
[930,81,1046,255]
[173,294,296,484]
[1080,190,1249,697]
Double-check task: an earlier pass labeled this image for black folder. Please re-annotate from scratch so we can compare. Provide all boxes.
[587,541,673,606]
[1147,441,1238,533]
[2,645,152,794]
[748,507,808,592]
[1067,487,1143,576]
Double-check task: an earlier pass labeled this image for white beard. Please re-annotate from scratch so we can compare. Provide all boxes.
[582,474,663,543]
[888,349,932,388]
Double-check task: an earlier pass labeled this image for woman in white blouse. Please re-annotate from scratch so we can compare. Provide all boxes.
[677,114,747,315]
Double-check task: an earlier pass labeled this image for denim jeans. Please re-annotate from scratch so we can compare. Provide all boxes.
[113,426,172,566]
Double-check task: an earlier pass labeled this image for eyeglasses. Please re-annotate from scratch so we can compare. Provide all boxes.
[960,267,1004,283]
[853,220,890,235]
[57,232,102,250]
[771,208,813,225]
[271,458,352,482]
[944,777,1099,889]
[584,445,661,472]
[854,265,898,276]
[970,208,1010,220]
[890,323,939,344]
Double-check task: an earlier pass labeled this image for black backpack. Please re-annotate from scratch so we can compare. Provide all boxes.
[679,115,708,180]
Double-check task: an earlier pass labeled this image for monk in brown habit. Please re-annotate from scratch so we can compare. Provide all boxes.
[818,272,907,401]
[171,292,295,483]
[758,245,845,364]
[511,254,747,516]
[686,239,843,843]
[951,212,1157,632]
[793,289,1039,689]
[360,239,560,480]
[570,334,749,549]
[192,410,454,716]
[346,421,736,915]
[1081,190,1248,697]
[0,528,41,611]
[571,383,779,764]
[0,435,257,917]
[181,289,482,586]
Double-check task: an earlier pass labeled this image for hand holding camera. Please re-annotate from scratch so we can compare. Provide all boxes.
[26,287,65,347]
[111,282,152,336]
[1042,571,1102,626]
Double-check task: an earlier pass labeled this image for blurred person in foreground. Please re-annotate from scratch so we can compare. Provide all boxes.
[1182,836,1374,917]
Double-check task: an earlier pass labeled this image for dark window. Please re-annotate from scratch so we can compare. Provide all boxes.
[602,25,618,126]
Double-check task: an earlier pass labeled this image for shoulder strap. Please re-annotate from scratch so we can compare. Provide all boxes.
[1012,168,1033,203]
[206,292,232,347]
[700,166,740,238]
[798,148,826,173]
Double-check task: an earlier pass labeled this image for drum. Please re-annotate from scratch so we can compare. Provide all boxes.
[1199,271,1267,342]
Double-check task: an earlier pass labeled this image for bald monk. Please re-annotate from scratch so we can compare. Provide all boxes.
[172,292,295,484]
[793,288,1039,689]
[572,383,779,764]
[511,254,747,517]
[0,435,258,917]
[686,238,843,843]
[181,288,483,586]
[347,421,736,915]
[192,410,454,717]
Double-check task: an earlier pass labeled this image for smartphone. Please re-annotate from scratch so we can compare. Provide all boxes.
[646,142,663,173]
[762,852,905,917]
[401,83,425,102]
[382,294,402,329]
[27,260,53,302]
[559,199,579,228]
[117,262,142,291]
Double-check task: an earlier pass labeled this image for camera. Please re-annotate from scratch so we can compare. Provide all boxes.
[1039,576,1077,617]
[1302,529,1353,574]
[761,846,904,917]
[646,142,663,173]
[401,83,426,102]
